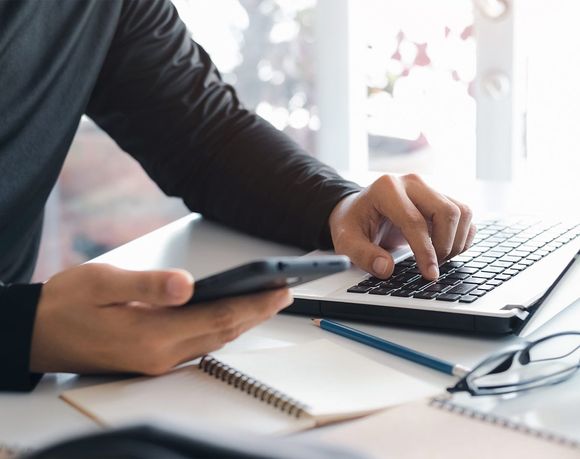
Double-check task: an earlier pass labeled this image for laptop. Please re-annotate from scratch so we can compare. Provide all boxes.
[290,217,580,334]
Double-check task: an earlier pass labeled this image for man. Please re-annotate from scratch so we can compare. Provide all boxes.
[0,0,475,391]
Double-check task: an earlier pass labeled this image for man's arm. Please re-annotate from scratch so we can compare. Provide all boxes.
[86,0,360,251]
[0,282,43,391]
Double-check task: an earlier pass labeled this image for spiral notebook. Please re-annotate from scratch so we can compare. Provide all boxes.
[429,373,580,450]
[61,339,440,435]
[431,379,580,450]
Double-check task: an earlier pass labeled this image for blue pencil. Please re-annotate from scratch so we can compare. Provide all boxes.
[312,318,470,377]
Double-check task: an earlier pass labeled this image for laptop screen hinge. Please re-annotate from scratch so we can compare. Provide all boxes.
[502,304,530,321]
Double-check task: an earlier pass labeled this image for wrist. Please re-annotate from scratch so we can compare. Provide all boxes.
[328,192,359,243]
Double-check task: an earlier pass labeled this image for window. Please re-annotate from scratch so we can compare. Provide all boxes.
[34,0,320,280]
[362,0,476,176]
[34,0,579,280]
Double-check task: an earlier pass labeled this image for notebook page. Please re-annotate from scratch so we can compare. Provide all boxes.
[216,339,440,420]
[62,366,315,435]
[436,370,580,446]
[315,400,579,459]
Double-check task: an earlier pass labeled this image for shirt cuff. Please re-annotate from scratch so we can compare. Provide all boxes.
[0,283,44,392]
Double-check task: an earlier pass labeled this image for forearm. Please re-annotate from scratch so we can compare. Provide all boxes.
[86,0,360,250]
[0,282,44,391]
[176,112,361,250]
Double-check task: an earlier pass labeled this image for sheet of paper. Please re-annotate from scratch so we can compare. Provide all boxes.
[62,367,314,435]
[315,400,579,459]
[217,339,441,420]
[63,339,440,434]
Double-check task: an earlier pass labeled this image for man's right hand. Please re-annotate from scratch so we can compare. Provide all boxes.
[30,263,292,375]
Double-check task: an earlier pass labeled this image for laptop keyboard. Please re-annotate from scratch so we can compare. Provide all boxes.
[347,219,580,304]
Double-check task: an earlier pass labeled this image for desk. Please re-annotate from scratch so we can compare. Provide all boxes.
[1,180,579,456]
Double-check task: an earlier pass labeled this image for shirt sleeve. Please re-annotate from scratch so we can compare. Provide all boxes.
[0,282,44,392]
[85,0,361,250]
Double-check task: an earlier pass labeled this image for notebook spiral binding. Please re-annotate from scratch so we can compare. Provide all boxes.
[199,356,308,418]
[430,397,580,450]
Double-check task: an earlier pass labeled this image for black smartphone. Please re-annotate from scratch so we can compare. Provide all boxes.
[187,255,351,304]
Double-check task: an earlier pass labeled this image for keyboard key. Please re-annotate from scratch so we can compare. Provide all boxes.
[440,262,459,274]
[491,261,513,268]
[482,266,504,274]
[393,265,409,275]
[527,254,543,261]
[479,284,496,291]
[500,256,522,263]
[486,279,503,287]
[503,269,519,276]
[485,251,506,258]
[463,277,486,285]
[465,261,487,269]
[509,250,531,257]
[489,246,512,253]
[398,260,415,268]
[450,255,472,263]
[347,285,372,293]
[425,283,450,293]
[438,277,460,285]
[459,295,478,303]
[368,276,386,284]
[495,274,512,281]
[470,289,487,297]
[380,281,404,289]
[391,290,415,298]
[394,273,420,283]
[368,287,393,295]
[447,283,477,295]
[501,241,521,248]
[405,278,433,291]
[358,279,382,287]
[472,271,495,279]
[455,267,479,274]
[447,273,470,280]
[473,256,496,264]
[511,263,527,271]
[413,291,438,300]
[436,293,461,302]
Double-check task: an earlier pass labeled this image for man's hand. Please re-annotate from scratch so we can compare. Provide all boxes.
[328,174,476,281]
[30,263,292,375]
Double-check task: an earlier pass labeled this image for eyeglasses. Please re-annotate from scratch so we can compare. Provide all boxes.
[447,331,580,396]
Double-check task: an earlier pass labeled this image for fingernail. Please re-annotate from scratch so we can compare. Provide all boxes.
[372,257,389,276]
[166,272,193,298]
[427,264,439,280]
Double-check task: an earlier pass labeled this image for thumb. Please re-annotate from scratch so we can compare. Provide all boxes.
[71,264,195,306]
[337,232,396,279]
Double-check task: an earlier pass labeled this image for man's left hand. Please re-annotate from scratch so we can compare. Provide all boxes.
[328,174,476,281]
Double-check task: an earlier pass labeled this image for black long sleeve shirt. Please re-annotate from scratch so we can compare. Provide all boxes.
[0,0,360,391]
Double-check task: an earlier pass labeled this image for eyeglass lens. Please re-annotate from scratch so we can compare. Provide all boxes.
[468,333,580,394]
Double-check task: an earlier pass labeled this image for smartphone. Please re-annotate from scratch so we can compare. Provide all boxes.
[187,255,351,304]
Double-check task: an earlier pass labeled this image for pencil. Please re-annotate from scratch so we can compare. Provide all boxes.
[312,318,470,377]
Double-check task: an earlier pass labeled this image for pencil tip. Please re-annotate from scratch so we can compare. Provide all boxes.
[311,318,321,326]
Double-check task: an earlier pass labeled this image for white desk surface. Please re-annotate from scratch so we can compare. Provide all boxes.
[1,177,579,455]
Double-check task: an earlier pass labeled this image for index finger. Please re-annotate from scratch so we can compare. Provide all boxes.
[155,288,293,342]
[369,177,439,279]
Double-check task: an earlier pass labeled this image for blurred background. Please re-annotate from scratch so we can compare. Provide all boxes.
[33,0,580,280]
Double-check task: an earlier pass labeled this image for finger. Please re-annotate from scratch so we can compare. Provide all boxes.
[173,296,292,365]
[70,264,194,306]
[154,288,293,343]
[445,196,474,258]
[464,223,477,251]
[406,183,461,262]
[335,226,395,278]
[369,176,439,279]
[402,176,465,263]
